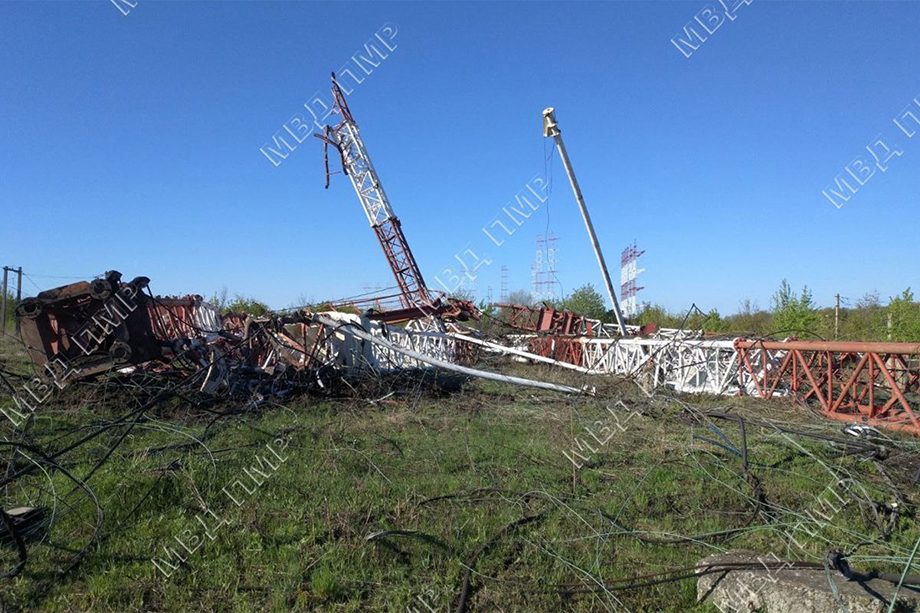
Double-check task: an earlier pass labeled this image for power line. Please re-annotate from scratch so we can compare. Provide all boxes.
[26,273,98,280]
[22,273,44,293]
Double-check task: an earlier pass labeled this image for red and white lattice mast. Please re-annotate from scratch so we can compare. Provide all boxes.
[620,241,645,318]
[316,73,433,310]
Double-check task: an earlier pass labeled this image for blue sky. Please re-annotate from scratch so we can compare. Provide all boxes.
[1,0,918,315]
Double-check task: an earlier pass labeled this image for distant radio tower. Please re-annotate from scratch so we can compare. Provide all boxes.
[500,265,508,301]
[620,241,645,318]
[486,286,493,303]
[531,260,538,301]
[532,233,560,303]
[546,232,559,301]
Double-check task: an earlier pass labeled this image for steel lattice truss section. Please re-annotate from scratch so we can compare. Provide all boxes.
[377,327,459,368]
[322,74,432,310]
[304,313,458,371]
[509,332,920,435]
[578,337,757,395]
[736,340,920,435]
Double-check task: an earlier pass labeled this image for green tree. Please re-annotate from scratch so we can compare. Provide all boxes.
[685,308,707,332]
[226,294,270,317]
[700,308,729,333]
[771,279,818,337]
[727,299,772,336]
[634,303,677,328]
[564,284,607,320]
[505,289,534,307]
[840,293,885,341]
[887,288,920,341]
[209,286,229,311]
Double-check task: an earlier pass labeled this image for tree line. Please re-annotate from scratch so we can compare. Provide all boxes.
[501,281,920,342]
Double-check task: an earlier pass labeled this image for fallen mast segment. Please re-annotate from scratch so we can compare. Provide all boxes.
[491,302,920,437]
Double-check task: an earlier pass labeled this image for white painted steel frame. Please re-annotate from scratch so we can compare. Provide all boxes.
[331,119,396,228]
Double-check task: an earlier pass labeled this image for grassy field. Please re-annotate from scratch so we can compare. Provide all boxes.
[1,337,919,612]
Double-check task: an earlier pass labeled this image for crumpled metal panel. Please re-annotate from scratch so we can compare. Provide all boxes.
[16,273,229,389]
[16,271,163,380]
[148,295,222,343]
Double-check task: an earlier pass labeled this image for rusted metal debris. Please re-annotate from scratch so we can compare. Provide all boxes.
[17,272,286,390]
[14,273,486,397]
[17,271,163,379]
[326,292,479,325]
[495,303,602,337]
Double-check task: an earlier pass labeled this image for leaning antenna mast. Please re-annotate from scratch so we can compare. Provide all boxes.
[542,107,627,335]
[315,73,433,310]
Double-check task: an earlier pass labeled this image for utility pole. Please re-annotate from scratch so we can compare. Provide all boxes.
[0,267,7,336]
[14,267,22,335]
[834,293,840,340]
[1,266,22,337]
[542,107,627,335]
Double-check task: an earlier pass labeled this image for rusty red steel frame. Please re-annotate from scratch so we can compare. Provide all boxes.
[495,303,597,336]
[735,340,920,435]
[526,336,585,366]
[147,295,221,342]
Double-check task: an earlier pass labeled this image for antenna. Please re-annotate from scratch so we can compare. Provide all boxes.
[620,241,645,318]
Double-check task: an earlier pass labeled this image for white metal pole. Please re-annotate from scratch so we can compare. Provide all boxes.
[542,108,627,335]
[315,315,592,395]
[448,332,596,374]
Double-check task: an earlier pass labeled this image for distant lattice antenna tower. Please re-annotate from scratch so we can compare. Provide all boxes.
[620,241,645,318]
[531,233,560,303]
[543,232,560,302]
[500,265,508,301]
[532,234,544,300]
[486,286,493,303]
[531,261,539,301]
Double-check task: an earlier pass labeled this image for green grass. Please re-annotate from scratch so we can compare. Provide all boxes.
[0,343,918,612]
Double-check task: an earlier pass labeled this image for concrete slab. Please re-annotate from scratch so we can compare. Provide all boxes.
[697,550,920,613]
